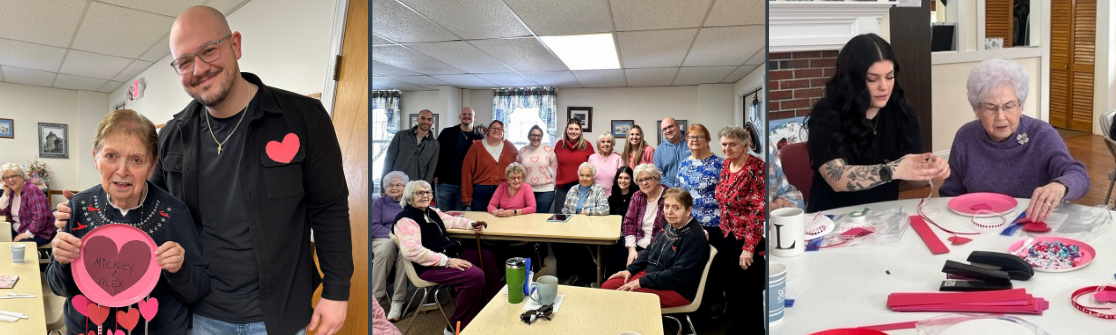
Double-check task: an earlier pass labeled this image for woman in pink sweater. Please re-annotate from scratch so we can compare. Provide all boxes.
[488,163,536,216]
[621,125,655,169]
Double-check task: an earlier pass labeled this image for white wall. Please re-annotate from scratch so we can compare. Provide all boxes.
[734,63,766,128]
[109,0,337,124]
[0,82,109,204]
[930,57,1042,152]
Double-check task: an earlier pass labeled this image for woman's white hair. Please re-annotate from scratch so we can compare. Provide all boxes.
[633,163,661,181]
[0,163,25,179]
[597,132,615,151]
[578,162,597,177]
[505,162,526,179]
[400,180,432,207]
[966,58,1029,111]
[383,171,409,186]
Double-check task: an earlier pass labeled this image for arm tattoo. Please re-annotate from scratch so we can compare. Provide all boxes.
[845,164,884,191]
[823,160,845,182]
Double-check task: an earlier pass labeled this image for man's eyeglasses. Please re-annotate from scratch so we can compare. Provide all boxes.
[169,34,233,75]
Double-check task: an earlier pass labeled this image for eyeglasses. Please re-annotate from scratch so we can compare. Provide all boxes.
[1,175,20,181]
[386,183,405,188]
[687,136,705,141]
[979,100,1020,116]
[520,305,554,325]
[414,191,432,197]
[169,34,233,75]
[528,134,543,138]
[661,125,674,132]
[637,178,656,184]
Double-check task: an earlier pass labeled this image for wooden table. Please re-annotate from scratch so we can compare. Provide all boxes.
[0,242,47,334]
[461,284,664,335]
[446,212,621,286]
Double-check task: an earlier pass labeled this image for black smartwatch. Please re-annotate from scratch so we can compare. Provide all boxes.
[879,163,893,182]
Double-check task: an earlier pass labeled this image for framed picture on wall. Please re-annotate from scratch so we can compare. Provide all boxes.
[0,118,12,139]
[567,107,592,132]
[38,123,68,159]
[611,120,634,138]
[408,113,440,136]
[656,119,687,144]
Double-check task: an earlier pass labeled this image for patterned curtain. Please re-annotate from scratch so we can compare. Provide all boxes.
[371,90,401,134]
[492,87,558,136]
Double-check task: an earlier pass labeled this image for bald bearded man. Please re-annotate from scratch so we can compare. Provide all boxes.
[55,6,352,335]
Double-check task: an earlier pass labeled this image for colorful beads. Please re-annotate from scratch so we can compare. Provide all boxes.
[1022,241,1083,270]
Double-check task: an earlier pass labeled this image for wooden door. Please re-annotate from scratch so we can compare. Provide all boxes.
[985,0,1014,47]
[1050,0,1096,132]
[311,0,368,334]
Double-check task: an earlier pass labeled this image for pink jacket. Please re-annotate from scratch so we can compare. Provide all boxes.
[488,182,537,214]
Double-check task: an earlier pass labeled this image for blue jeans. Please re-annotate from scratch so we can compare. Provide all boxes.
[533,191,555,213]
[469,185,498,210]
[190,314,307,335]
[437,183,465,211]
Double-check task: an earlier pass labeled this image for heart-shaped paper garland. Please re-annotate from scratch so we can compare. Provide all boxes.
[73,294,91,316]
[117,308,140,331]
[138,297,158,321]
[88,303,110,326]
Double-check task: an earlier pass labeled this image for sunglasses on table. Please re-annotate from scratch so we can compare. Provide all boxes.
[520,304,554,325]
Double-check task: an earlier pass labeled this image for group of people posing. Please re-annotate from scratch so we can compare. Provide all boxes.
[374,109,766,334]
[768,33,1087,226]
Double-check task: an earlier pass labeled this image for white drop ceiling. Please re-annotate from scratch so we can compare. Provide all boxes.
[372,0,767,91]
[0,0,251,93]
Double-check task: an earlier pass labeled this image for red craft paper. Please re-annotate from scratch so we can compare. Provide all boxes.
[909,216,949,254]
[857,321,918,331]
[887,288,1029,306]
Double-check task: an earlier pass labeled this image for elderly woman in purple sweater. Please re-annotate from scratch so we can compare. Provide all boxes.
[940,59,1088,222]
[371,171,409,321]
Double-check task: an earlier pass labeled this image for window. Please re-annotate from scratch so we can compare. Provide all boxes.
[371,108,392,190]
[507,107,553,147]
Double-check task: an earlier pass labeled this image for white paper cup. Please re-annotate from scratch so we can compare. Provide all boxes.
[770,208,806,257]
[768,262,788,327]
[10,244,25,264]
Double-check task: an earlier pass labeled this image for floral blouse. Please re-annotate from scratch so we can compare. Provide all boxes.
[676,155,724,227]
[715,155,766,253]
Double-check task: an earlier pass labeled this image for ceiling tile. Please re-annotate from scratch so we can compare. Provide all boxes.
[59,50,134,80]
[683,26,765,66]
[672,66,736,86]
[406,41,513,73]
[54,74,108,91]
[0,0,86,47]
[704,0,765,27]
[398,0,531,40]
[0,39,68,72]
[139,34,171,62]
[207,0,250,15]
[744,49,765,65]
[372,34,393,46]
[520,71,582,88]
[371,0,459,43]
[390,75,452,86]
[429,74,496,89]
[372,45,465,75]
[113,60,154,82]
[502,0,613,36]
[473,73,538,87]
[372,60,421,76]
[617,29,696,68]
[71,2,176,58]
[720,65,750,83]
[97,0,204,17]
[372,77,435,91]
[1,66,56,87]
[99,80,124,93]
[610,0,712,31]
[624,67,678,87]
[571,69,625,87]
[470,38,567,72]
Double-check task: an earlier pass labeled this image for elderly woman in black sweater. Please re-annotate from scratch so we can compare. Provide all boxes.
[601,187,710,308]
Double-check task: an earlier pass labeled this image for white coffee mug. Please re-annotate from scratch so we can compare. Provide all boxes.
[770,208,806,257]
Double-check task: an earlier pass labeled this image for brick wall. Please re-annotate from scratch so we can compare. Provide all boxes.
[767,50,838,121]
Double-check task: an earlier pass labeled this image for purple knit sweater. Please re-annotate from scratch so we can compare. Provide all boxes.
[371,195,404,239]
[940,115,1088,200]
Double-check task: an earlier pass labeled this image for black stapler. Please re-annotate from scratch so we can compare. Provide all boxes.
[966,251,1034,281]
[940,260,1012,292]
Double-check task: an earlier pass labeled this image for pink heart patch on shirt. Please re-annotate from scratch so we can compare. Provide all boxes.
[265,133,300,164]
[531,156,540,163]
[525,167,532,174]
[531,177,540,184]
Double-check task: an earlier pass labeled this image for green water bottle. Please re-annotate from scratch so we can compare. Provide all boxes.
[506,257,527,304]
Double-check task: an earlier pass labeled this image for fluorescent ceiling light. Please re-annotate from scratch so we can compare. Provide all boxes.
[539,33,621,70]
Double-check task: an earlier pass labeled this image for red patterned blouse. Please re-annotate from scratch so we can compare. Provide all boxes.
[715,154,766,253]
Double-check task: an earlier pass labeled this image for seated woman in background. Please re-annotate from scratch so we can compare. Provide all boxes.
[608,166,636,216]
[394,180,498,334]
[560,162,610,216]
[589,132,623,196]
[805,33,949,212]
[0,163,55,245]
[603,188,710,309]
[675,123,724,228]
[610,163,668,275]
[769,150,805,210]
[371,171,410,321]
[488,163,536,216]
[940,59,1088,222]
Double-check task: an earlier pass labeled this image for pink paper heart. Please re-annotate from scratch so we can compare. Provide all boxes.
[113,330,125,335]
[138,297,159,321]
[72,294,90,316]
[1023,221,1051,233]
[88,304,110,326]
[1095,291,1116,303]
[265,133,300,164]
[947,236,972,245]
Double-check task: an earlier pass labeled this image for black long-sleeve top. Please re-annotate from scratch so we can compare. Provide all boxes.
[626,218,710,302]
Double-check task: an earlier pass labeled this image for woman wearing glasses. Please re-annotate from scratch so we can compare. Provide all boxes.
[611,164,669,274]
[462,120,519,211]
[0,163,55,246]
[393,180,497,335]
[805,33,950,212]
[517,125,558,213]
[371,171,410,321]
[940,59,1088,222]
[675,124,724,228]
[553,119,595,213]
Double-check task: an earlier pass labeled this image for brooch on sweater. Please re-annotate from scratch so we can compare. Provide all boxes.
[1016,133,1029,146]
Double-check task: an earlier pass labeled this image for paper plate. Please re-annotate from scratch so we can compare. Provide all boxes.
[72,224,160,307]
[1007,236,1095,273]
[805,214,835,240]
[936,318,1046,335]
[948,193,1018,217]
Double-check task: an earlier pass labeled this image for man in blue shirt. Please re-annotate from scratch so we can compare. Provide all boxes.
[653,117,691,188]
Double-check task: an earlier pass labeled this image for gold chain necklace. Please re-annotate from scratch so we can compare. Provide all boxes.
[205,87,253,155]
[867,116,879,135]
